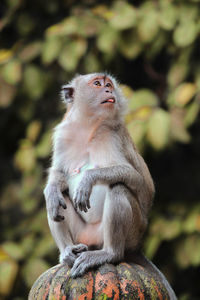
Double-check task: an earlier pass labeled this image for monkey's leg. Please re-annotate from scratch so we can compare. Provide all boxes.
[48,196,88,267]
[70,184,133,278]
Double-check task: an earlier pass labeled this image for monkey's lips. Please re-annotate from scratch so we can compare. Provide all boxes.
[101,97,115,104]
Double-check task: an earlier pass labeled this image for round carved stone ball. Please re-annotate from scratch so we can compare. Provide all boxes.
[29,256,176,299]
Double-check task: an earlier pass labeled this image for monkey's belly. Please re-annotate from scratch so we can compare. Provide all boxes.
[76,222,103,247]
[68,164,107,223]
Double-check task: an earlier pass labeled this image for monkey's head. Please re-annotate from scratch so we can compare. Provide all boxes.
[61,73,127,120]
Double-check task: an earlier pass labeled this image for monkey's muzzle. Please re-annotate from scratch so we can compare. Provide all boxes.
[101,97,115,104]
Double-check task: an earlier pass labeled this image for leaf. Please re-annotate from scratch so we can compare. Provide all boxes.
[59,16,79,35]
[77,14,103,37]
[14,139,36,173]
[138,4,159,42]
[58,38,87,71]
[33,236,55,258]
[18,41,41,62]
[26,120,41,143]
[144,235,161,259]
[145,31,167,59]
[41,36,62,64]
[184,100,200,127]
[127,120,147,150]
[174,83,196,106]
[97,26,119,53]
[30,210,49,234]
[6,0,22,9]
[46,23,65,37]
[109,1,137,30]
[147,109,171,150]
[21,234,35,256]
[178,3,199,22]
[158,2,178,30]
[0,247,9,261]
[0,59,22,85]
[150,217,181,240]
[92,5,113,20]
[84,52,101,73]
[23,64,49,99]
[119,31,142,59]
[167,63,189,88]
[126,107,153,124]
[0,49,13,64]
[2,242,25,261]
[46,17,78,37]
[22,258,49,287]
[0,77,16,107]
[170,107,191,143]
[175,234,200,268]
[22,197,39,213]
[0,259,18,296]
[173,21,197,47]
[35,130,51,158]
[183,206,200,234]
[120,84,134,99]
[128,89,158,111]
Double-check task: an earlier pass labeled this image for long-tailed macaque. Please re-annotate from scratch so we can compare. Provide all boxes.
[44,73,155,278]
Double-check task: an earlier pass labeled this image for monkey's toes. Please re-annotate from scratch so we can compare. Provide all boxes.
[70,252,91,278]
[72,244,88,254]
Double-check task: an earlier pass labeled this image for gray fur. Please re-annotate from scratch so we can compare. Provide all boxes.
[44,73,155,279]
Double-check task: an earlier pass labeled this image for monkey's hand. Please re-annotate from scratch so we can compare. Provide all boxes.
[73,173,92,212]
[44,184,67,222]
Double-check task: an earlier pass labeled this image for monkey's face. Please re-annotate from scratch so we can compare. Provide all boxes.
[62,73,126,119]
[76,74,120,116]
[87,75,115,105]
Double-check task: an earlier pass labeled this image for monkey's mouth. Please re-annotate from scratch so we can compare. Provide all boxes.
[101,97,115,104]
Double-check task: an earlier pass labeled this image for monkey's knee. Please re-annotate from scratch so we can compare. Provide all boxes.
[109,184,133,217]
[106,185,133,238]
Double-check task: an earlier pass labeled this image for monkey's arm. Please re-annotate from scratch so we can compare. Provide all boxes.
[90,164,142,192]
[73,164,143,212]
[44,168,67,221]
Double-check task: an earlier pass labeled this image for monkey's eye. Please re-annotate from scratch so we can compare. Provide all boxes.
[105,82,112,88]
[93,80,101,86]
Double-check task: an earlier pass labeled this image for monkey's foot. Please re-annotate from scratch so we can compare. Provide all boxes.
[60,244,88,267]
[70,250,117,278]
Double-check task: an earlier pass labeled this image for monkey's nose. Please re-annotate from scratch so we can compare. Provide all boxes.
[105,90,112,93]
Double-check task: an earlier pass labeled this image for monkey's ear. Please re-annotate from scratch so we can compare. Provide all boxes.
[61,86,74,104]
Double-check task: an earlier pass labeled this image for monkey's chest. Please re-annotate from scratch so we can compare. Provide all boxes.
[67,163,107,223]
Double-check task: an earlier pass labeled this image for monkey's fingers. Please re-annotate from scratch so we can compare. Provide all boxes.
[72,244,88,254]
[70,252,89,278]
[73,191,84,211]
[53,214,65,222]
[51,205,65,222]
[79,193,88,212]
[86,197,90,210]
[58,197,67,209]
[83,192,90,211]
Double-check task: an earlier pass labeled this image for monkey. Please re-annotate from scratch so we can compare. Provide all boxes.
[44,73,155,279]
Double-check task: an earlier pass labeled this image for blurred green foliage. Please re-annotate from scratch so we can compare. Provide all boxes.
[0,0,200,299]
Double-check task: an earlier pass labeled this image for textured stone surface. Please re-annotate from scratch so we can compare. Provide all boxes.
[29,254,176,300]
